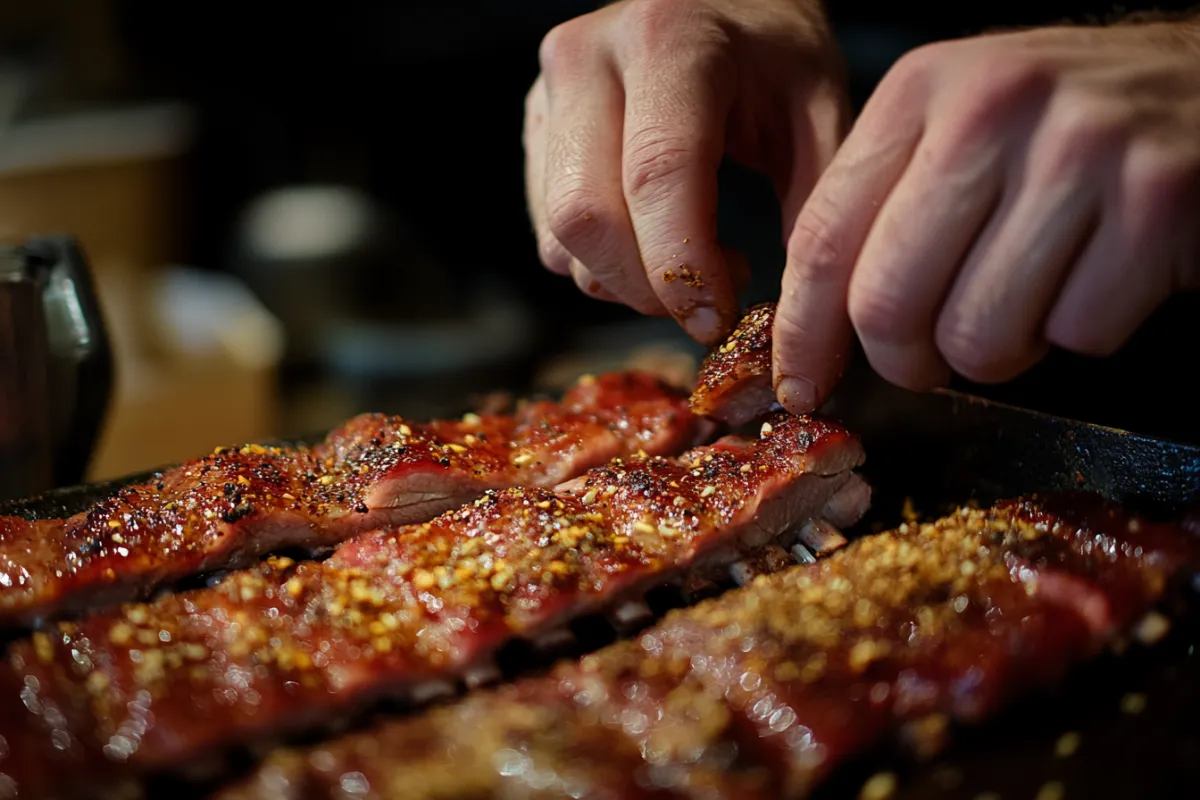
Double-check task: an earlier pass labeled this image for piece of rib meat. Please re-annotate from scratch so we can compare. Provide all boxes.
[218,493,1200,800]
[689,302,778,426]
[0,371,704,628]
[0,412,869,799]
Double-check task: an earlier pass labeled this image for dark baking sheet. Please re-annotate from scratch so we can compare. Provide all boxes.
[3,375,1199,799]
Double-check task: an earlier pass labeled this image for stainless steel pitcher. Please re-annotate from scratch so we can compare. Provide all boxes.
[0,235,112,502]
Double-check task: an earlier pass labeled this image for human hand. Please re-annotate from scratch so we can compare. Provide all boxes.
[523,0,847,345]
[775,19,1200,413]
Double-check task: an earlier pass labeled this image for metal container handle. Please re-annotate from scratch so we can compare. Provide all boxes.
[24,235,114,491]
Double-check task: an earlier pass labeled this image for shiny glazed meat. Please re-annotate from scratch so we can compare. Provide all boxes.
[0,372,704,627]
[221,493,1200,800]
[0,412,868,799]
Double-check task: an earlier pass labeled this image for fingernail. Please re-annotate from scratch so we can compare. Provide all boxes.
[684,306,725,345]
[776,375,819,414]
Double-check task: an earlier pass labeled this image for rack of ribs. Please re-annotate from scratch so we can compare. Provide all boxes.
[217,493,1200,800]
[0,371,705,627]
[0,411,869,799]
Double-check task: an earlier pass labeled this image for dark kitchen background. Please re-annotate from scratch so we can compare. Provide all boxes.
[0,0,1195,481]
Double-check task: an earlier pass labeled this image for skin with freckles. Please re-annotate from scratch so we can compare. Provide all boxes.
[524,0,1200,411]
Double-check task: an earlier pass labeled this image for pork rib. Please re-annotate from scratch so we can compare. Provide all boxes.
[0,412,868,799]
[0,371,703,627]
[689,302,778,426]
[220,493,1200,800]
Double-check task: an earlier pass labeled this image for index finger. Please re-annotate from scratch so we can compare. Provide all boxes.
[619,56,739,346]
[773,97,921,413]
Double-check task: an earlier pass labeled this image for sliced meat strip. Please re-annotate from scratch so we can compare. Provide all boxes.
[689,303,778,427]
[0,371,704,627]
[0,412,868,799]
[219,493,1200,800]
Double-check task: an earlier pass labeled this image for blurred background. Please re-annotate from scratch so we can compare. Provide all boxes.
[0,0,1196,481]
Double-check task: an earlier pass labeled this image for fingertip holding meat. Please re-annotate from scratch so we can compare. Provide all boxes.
[0,371,702,628]
[0,412,869,798]
[216,493,1200,800]
[690,302,781,426]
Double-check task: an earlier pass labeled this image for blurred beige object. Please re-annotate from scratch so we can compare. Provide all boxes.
[535,343,698,394]
[88,349,278,481]
[0,103,193,293]
[0,103,285,483]
[87,268,284,480]
[626,344,699,391]
[0,103,193,366]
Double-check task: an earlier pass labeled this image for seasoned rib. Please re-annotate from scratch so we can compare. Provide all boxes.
[690,302,778,426]
[221,493,1200,800]
[0,412,869,798]
[0,371,703,627]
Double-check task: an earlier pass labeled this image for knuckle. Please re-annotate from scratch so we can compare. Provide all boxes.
[978,53,1047,101]
[626,292,669,317]
[785,206,847,286]
[878,43,944,101]
[545,186,615,251]
[855,47,943,145]
[1051,328,1113,359]
[595,268,665,317]
[1126,145,1200,219]
[569,262,608,300]
[861,351,933,394]
[619,289,667,316]
[847,283,921,343]
[623,128,694,202]
[538,18,590,75]
[942,59,1048,146]
[770,309,816,356]
[770,306,826,376]
[524,77,544,118]
[522,84,546,149]
[619,0,699,55]
[579,281,609,301]
[537,237,572,275]
[935,321,1010,383]
[1045,309,1122,357]
[1039,96,1125,178]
